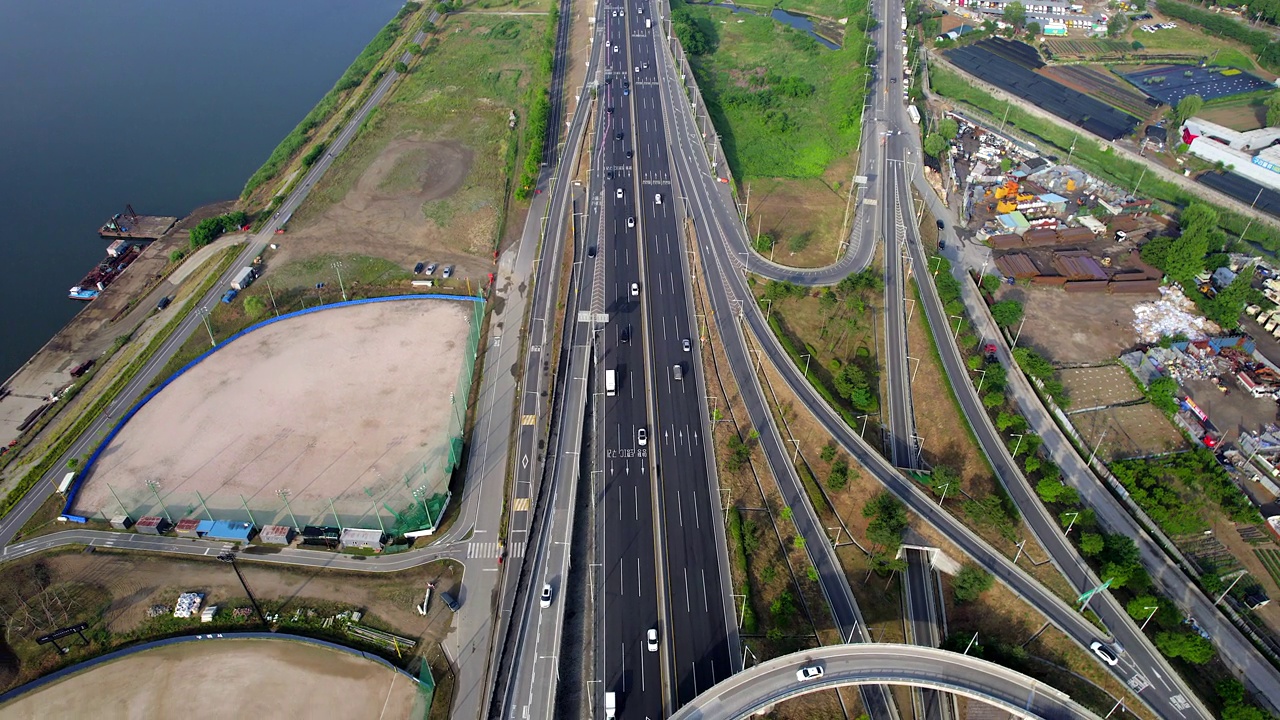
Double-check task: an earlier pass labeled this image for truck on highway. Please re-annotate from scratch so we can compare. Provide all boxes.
[57,472,75,495]
[645,17,651,28]
[231,266,257,291]
[605,369,617,397]
[604,692,617,718]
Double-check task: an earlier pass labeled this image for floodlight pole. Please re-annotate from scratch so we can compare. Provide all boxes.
[278,490,300,529]
[146,480,172,523]
[219,553,266,626]
[266,280,280,317]
[106,483,129,517]
[195,491,215,521]
[332,261,348,302]
[240,495,258,529]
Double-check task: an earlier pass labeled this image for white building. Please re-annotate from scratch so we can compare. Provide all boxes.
[1182,118,1280,193]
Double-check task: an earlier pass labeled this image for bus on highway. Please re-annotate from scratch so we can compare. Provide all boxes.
[605,369,617,397]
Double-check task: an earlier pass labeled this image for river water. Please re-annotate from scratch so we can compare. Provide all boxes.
[0,0,404,381]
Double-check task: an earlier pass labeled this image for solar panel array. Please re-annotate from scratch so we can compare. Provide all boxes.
[1197,171,1280,219]
[946,39,1139,141]
[1123,65,1273,106]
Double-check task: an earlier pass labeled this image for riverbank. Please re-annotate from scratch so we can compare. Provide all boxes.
[0,202,237,483]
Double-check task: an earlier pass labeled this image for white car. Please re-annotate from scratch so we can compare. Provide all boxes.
[425,262,438,275]
[442,265,454,278]
[647,628,659,652]
[654,193,662,205]
[796,664,824,682]
[631,282,639,296]
[637,428,647,446]
[614,45,619,53]
[540,583,553,608]
[606,39,611,47]
[1090,641,1119,666]
[616,188,624,199]
[627,216,635,228]
[682,338,691,352]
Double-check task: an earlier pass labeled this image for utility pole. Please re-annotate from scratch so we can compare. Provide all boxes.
[219,553,267,626]
[332,261,348,302]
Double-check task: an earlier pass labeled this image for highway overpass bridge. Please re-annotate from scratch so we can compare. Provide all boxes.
[669,644,1101,720]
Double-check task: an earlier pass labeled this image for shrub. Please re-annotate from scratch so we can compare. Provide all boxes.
[953,566,994,603]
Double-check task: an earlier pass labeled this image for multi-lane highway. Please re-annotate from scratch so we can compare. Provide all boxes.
[593,2,738,716]
[670,644,1101,720]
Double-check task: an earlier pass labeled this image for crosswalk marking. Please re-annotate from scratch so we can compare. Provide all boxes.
[467,541,525,559]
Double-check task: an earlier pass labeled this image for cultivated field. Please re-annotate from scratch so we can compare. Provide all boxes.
[1070,403,1188,460]
[75,300,473,528]
[1058,365,1144,410]
[1,639,425,720]
[1039,65,1160,120]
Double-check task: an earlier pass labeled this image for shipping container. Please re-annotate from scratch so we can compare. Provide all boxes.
[231,267,257,291]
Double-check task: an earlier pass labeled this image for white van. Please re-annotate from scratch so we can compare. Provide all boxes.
[654,193,662,205]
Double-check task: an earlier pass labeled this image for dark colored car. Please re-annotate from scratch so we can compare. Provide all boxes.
[936,219,945,230]
[440,591,461,612]
[156,296,172,311]
[588,246,597,257]
[616,131,624,140]
[626,150,633,159]
[414,261,426,274]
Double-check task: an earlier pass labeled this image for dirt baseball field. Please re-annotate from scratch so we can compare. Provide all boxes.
[74,299,472,526]
[1,639,424,720]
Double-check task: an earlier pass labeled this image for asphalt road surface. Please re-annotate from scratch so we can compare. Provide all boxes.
[669,644,1096,720]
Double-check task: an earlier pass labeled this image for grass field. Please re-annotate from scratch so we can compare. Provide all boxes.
[1257,548,1280,588]
[683,0,869,179]
[299,16,545,225]
[1131,24,1263,72]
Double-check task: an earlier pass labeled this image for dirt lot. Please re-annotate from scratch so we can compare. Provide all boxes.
[1,638,424,720]
[1004,285,1145,365]
[77,300,470,526]
[1059,365,1144,410]
[1183,376,1280,442]
[1070,403,1188,461]
[0,549,459,693]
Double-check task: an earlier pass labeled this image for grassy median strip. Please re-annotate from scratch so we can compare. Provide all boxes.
[0,244,244,520]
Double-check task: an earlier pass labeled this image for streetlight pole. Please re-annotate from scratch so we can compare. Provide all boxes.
[1063,511,1080,534]
[937,482,950,505]
[1012,316,1026,348]
[1087,429,1108,466]
[198,307,216,348]
[1141,605,1160,631]
[1216,572,1248,605]
[973,367,987,393]
[800,353,811,380]
[1010,433,1025,457]
[332,261,348,302]
[950,315,964,340]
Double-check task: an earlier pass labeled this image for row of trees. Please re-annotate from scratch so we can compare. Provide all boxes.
[1141,202,1258,328]
[188,211,249,250]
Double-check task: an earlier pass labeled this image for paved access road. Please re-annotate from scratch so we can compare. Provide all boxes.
[669,644,1099,720]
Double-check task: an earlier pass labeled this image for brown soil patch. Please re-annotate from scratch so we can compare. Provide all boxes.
[2,639,424,720]
[1003,285,1144,365]
[281,138,489,280]
[1070,403,1189,461]
[747,156,856,269]
[77,300,469,526]
[1058,366,1144,409]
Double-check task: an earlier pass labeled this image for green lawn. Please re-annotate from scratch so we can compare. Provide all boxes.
[1133,24,1261,71]
[683,0,870,179]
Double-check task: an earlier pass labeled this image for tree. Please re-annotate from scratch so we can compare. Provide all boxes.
[828,460,850,491]
[1026,21,1041,36]
[863,491,908,552]
[990,299,1024,327]
[394,60,409,74]
[243,295,267,321]
[1079,532,1105,557]
[1036,478,1069,504]
[820,442,837,462]
[938,118,960,141]
[1146,376,1179,415]
[981,274,1002,294]
[1205,271,1253,329]
[953,566,994,603]
[982,391,1005,409]
[1175,94,1204,125]
[1155,631,1216,664]
[1268,93,1280,127]
[1004,1,1026,27]
[923,133,948,157]
[407,43,423,55]
[1106,14,1125,36]
[999,157,1013,172]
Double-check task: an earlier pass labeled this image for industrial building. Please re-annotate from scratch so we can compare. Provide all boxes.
[135,516,169,535]
[174,518,202,538]
[203,520,254,543]
[1181,118,1280,193]
[339,527,387,552]
[301,525,342,548]
[259,524,294,545]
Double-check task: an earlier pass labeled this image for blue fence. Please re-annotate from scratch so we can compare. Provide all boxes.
[62,294,484,521]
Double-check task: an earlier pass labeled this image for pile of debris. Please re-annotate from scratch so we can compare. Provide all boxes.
[1132,286,1221,343]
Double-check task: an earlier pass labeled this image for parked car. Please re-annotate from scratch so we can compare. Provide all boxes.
[156,296,172,311]
[414,262,426,274]
[440,591,461,612]
[221,289,238,304]
[443,265,454,278]
[425,262,438,275]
